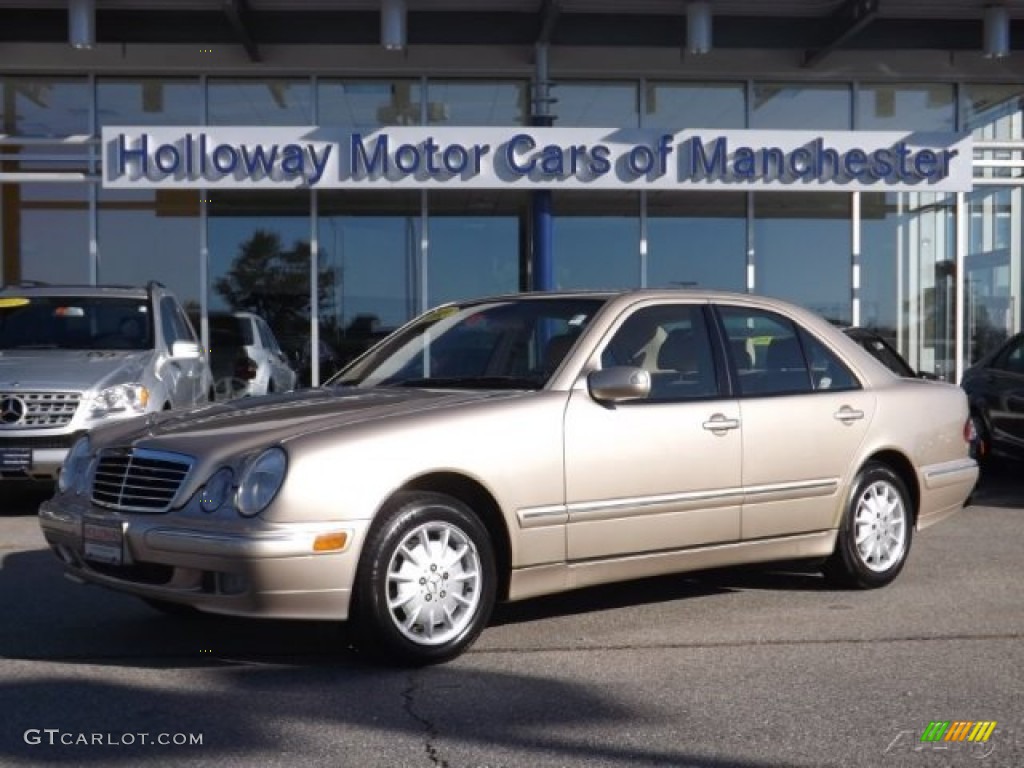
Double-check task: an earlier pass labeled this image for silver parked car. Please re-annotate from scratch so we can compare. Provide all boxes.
[0,282,212,483]
[39,290,978,664]
[206,311,298,401]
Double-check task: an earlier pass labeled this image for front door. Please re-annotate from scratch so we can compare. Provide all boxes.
[563,301,742,561]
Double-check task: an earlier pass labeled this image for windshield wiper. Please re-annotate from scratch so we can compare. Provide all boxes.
[386,376,543,390]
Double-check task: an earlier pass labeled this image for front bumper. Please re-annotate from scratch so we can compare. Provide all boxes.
[0,432,85,481]
[38,496,371,620]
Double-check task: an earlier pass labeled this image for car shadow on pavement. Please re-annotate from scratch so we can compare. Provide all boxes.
[0,665,803,768]
[0,546,358,667]
[0,482,54,516]
[490,566,828,629]
[969,460,1024,509]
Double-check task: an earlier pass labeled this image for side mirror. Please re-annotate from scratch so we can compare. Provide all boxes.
[587,366,651,403]
[917,370,940,381]
[170,340,201,360]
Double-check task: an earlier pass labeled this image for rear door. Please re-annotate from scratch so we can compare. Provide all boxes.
[717,305,876,539]
[979,335,1024,451]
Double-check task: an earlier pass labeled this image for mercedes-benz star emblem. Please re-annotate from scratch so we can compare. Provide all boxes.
[0,396,27,425]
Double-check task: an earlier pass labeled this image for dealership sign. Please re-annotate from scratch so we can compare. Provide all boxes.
[102,126,973,192]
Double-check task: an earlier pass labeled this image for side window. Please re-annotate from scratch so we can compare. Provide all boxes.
[995,337,1024,374]
[719,307,812,396]
[257,318,279,353]
[600,304,719,402]
[798,329,861,391]
[159,296,196,348]
[159,297,180,348]
[175,306,197,343]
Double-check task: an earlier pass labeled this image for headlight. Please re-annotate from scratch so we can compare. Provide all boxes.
[90,384,150,418]
[236,448,287,517]
[199,467,234,513]
[58,436,91,494]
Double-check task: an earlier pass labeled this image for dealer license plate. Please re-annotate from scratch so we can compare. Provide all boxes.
[83,518,125,566]
[0,448,32,471]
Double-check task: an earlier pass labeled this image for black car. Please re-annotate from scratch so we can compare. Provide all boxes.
[842,328,938,380]
[961,332,1024,462]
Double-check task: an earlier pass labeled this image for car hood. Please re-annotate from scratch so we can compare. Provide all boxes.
[0,349,150,391]
[93,386,523,461]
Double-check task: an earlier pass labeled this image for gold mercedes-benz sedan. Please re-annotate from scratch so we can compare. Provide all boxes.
[39,290,978,664]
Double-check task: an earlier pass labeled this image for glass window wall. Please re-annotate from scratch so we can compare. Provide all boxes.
[646,192,746,291]
[318,80,423,128]
[96,78,202,126]
[644,82,745,129]
[861,192,956,380]
[318,191,422,377]
[208,79,313,125]
[0,77,90,137]
[754,192,852,325]
[857,84,954,130]
[961,84,1024,139]
[97,189,201,309]
[208,191,313,383]
[425,81,527,126]
[426,190,525,306]
[752,83,851,130]
[552,191,640,290]
[553,82,638,127]
[3,184,89,285]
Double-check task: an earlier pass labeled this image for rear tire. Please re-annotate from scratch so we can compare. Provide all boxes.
[823,462,913,589]
[352,491,496,666]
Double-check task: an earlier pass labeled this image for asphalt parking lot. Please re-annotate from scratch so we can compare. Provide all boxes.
[1,467,1022,768]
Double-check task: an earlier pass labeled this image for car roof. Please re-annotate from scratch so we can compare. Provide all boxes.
[0,283,151,299]
[456,288,745,304]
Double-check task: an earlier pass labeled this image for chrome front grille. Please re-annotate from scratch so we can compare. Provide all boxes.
[91,448,194,513]
[0,391,81,429]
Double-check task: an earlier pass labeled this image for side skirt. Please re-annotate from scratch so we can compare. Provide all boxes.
[507,530,838,602]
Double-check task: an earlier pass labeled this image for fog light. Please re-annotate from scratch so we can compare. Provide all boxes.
[216,572,248,595]
[199,467,234,512]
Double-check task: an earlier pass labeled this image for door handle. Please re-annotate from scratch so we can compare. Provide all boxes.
[833,406,864,423]
[702,414,740,432]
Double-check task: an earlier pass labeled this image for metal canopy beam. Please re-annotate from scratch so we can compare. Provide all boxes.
[803,0,880,68]
[222,0,261,63]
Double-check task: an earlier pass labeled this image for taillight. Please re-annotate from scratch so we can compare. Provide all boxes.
[234,357,258,380]
[964,418,977,444]
[965,416,986,457]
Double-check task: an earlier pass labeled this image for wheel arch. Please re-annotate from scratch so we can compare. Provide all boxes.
[393,472,512,601]
[860,449,920,525]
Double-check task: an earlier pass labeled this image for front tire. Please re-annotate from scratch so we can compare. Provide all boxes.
[353,491,496,665]
[823,462,913,589]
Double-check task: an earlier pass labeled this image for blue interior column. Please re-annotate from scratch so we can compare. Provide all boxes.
[531,190,553,291]
[530,41,555,292]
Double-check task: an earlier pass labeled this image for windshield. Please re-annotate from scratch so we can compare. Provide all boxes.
[0,296,153,351]
[331,297,608,390]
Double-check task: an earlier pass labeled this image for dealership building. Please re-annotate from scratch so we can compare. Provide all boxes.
[1,0,1022,384]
